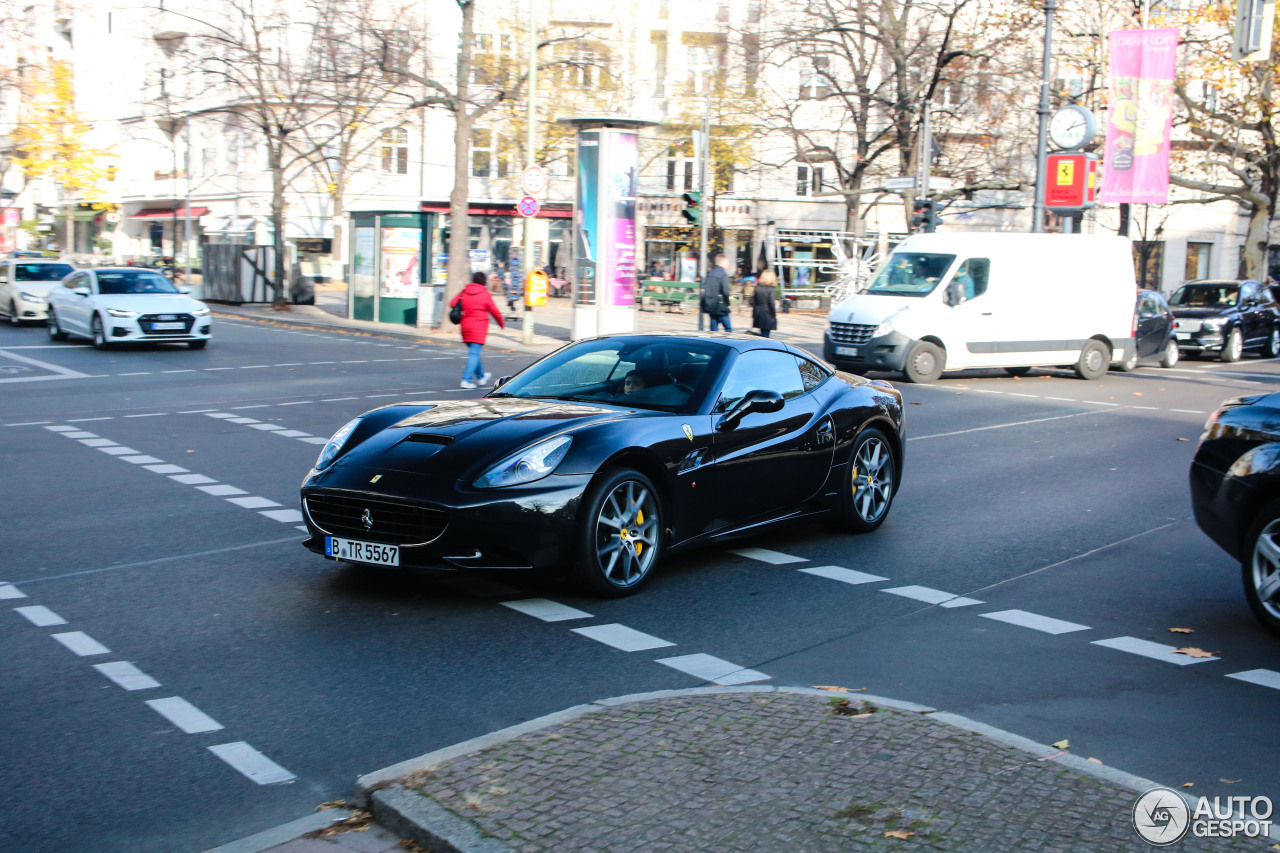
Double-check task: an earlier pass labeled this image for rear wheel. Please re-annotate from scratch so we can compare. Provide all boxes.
[1158,338,1179,368]
[1243,500,1280,637]
[1113,349,1138,372]
[1266,327,1280,359]
[829,428,898,533]
[8,301,19,326]
[572,468,663,597]
[1220,327,1243,362]
[902,341,944,383]
[1004,366,1033,377]
[91,315,109,350]
[1073,339,1109,380]
[47,311,65,341]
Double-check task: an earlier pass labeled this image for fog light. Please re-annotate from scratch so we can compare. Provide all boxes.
[111,327,130,337]
[198,325,210,335]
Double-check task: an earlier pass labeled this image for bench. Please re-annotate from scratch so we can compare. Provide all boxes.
[639,280,700,312]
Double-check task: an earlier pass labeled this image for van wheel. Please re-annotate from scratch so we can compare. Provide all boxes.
[1073,340,1109,380]
[1113,350,1138,372]
[1158,338,1179,368]
[1220,328,1243,362]
[1004,366,1032,377]
[902,342,944,383]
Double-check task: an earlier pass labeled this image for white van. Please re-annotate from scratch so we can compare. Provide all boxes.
[822,232,1137,382]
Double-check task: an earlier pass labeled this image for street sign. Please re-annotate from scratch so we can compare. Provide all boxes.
[518,195,540,218]
[884,177,917,190]
[525,269,549,307]
[1044,153,1098,212]
[521,165,549,196]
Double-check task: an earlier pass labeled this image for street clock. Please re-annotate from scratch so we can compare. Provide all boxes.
[1049,104,1097,151]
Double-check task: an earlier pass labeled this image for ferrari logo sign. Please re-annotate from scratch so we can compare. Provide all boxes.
[1045,152,1098,212]
[682,424,694,441]
[1056,160,1075,185]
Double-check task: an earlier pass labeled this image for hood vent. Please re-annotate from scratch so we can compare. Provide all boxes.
[405,432,455,445]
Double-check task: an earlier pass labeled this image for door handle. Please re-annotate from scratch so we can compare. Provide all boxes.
[981,312,993,316]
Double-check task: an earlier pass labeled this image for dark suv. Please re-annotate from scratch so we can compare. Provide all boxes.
[1170,279,1280,362]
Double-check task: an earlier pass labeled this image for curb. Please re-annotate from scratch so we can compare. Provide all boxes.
[201,808,357,853]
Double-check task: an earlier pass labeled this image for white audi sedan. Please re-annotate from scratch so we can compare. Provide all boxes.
[47,268,212,349]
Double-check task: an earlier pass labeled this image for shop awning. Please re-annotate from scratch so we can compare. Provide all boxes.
[129,206,210,220]
[419,202,573,219]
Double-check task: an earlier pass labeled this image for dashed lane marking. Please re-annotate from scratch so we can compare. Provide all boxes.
[51,631,110,656]
[197,485,248,496]
[655,653,771,685]
[15,605,67,626]
[571,623,677,652]
[1227,669,1280,690]
[799,565,888,585]
[225,496,281,509]
[66,416,113,422]
[207,742,297,786]
[146,697,224,733]
[501,598,593,622]
[0,583,27,599]
[95,661,161,691]
[124,412,167,418]
[1091,636,1219,665]
[729,547,808,565]
[120,455,164,464]
[882,585,984,607]
[981,609,1091,635]
[98,446,140,455]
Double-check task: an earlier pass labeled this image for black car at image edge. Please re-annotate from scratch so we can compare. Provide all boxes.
[1171,279,1280,362]
[299,333,905,597]
[1191,392,1280,634]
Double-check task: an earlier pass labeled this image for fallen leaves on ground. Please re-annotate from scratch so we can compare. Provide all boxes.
[1177,437,1190,441]
[884,830,915,839]
[315,800,346,811]
[831,698,877,717]
[1052,739,1070,750]
[1176,647,1217,658]
[1133,392,1144,396]
[1088,757,1103,764]
[304,810,373,838]
[1182,782,1195,788]
[813,685,866,692]
[1169,627,1194,634]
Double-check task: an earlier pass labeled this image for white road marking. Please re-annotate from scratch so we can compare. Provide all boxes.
[1092,636,1218,665]
[163,369,196,374]
[61,431,97,439]
[501,598,593,622]
[910,409,1115,441]
[571,623,676,652]
[98,446,140,455]
[144,464,189,475]
[882,585,982,607]
[170,473,217,485]
[232,404,269,410]
[799,565,888,585]
[259,509,303,523]
[118,372,151,376]
[0,583,26,599]
[226,496,281,509]
[207,742,297,785]
[146,697,224,733]
[225,417,259,424]
[277,401,312,406]
[1008,393,1039,398]
[300,436,329,445]
[0,348,92,381]
[1080,400,1120,407]
[655,653,771,685]
[204,367,235,371]
[51,631,110,656]
[322,397,357,401]
[1131,406,1158,410]
[95,661,161,691]
[198,484,248,496]
[6,421,53,426]
[974,389,1003,394]
[729,547,808,565]
[240,365,268,369]
[981,609,1090,635]
[78,438,117,447]
[311,362,337,365]
[364,393,402,398]
[1226,669,1280,690]
[177,410,216,414]
[120,455,164,464]
[44,425,79,432]
[341,360,368,364]
[274,363,303,367]
[248,423,284,431]
[275,430,311,438]
[1044,396,1076,402]
[205,413,237,418]
[15,605,67,626]
[66,416,113,422]
[1170,409,1206,414]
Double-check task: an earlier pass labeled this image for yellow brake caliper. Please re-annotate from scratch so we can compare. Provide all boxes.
[634,509,644,555]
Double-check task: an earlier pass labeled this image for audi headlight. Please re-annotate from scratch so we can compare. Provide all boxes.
[107,308,139,318]
[193,305,211,316]
[18,291,41,303]
[474,435,572,489]
[314,418,361,470]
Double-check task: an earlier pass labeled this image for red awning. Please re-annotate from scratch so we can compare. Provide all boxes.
[130,207,211,220]
[418,203,573,219]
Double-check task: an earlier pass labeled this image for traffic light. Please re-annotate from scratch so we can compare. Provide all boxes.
[681,191,702,226]
[911,199,942,233]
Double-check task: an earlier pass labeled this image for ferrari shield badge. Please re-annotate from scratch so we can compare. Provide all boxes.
[370,474,383,483]
[682,424,694,442]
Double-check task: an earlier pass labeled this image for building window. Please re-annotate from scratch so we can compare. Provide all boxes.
[652,31,667,97]
[380,127,408,175]
[554,41,608,90]
[742,33,760,94]
[684,161,694,191]
[1134,241,1164,290]
[797,165,810,196]
[716,1,729,23]
[472,33,514,87]
[799,56,830,100]
[796,165,823,196]
[1185,242,1212,281]
[471,128,509,178]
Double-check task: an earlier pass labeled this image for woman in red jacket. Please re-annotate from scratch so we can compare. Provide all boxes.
[450,272,505,389]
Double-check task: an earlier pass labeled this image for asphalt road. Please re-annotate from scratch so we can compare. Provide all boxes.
[2,316,1279,852]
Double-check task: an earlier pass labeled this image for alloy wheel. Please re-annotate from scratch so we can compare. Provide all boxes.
[1250,519,1280,623]
[593,479,660,588]
[851,435,894,523]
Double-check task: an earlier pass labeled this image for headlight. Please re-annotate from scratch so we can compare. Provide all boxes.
[314,418,361,470]
[107,308,139,318]
[193,305,211,316]
[474,435,572,489]
[1201,318,1224,332]
[873,307,909,338]
[18,291,41,303]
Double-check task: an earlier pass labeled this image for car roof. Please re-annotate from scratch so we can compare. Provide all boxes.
[580,331,804,355]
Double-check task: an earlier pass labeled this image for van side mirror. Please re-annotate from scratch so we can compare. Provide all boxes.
[717,389,785,431]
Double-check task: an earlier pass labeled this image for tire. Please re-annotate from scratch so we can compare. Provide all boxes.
[8,301,19,326]
[1265,327,1280,359]
[829,428,898,533]
[572,468,663,597]
[1158,338,1179,368]
[188,340,208,350]
[1004,366,1033,377]
[1073,339,1109,380]
[91,315,109,350]
[47,311,66,341]
[1112,349,1138,372]
[902,341,945,383]
[1242,499,1280,637]
[1219,327,1243,362]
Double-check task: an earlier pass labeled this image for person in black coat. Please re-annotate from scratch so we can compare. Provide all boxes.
[700,253,734,332]
[752,269,778,337]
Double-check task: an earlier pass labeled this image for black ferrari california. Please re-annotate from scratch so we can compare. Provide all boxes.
[300,333,905,596]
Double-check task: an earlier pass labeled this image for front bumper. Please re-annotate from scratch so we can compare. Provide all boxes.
[1190,458,1246,560]
[15,296,49,321]
[105,316,212,343]
[300,465,592,571]
[823,328,913,372]
[1174,321,1227,355]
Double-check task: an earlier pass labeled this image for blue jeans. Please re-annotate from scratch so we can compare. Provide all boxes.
[464,342,484,382]
[708,313,733,332]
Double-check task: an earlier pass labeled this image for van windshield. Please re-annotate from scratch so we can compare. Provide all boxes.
[866,253,956,297]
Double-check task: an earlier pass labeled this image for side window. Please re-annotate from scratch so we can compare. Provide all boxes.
[718,350,805,409]
[64,273,84,289]
[1243,282,1262,305]
[946,258,989,304]
[797,356,829,392]
[1138,294,1158,318]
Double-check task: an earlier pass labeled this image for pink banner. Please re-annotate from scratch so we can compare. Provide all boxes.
[1100,28,1179,204]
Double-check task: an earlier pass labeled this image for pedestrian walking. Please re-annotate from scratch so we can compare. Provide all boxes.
[752,269,778,338]
[450,271,505,389]
[700,253,733,332]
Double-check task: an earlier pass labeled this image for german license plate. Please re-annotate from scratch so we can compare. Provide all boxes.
[1176,332,1191,340]
[152,321,185,330]
[325,536,399,566]
[835,346,859,356]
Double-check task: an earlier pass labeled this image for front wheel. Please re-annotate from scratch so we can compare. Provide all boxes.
[1158,338,1179,368]
[1073,339,1109,380]
[8,302,19,326]
[829,428,898,533]
[91,315,110,350]
[1243,500,1280,637]
[572,468,663,597]
[1220,327,1243,362]
[902,341,944,383]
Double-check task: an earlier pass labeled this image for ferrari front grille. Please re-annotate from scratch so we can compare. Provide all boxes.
[305,492,448,546]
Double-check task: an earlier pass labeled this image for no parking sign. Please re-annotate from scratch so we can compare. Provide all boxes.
[518,196,540,217]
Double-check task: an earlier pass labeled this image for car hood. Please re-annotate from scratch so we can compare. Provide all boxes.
[93,293,207,314]
[14,281,58,297]
[1170,306,1233,320]
[333,398,633,479]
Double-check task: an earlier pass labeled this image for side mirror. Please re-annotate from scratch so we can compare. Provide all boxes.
[717,389,785,431]
[179,286,191,295]
[73,287,90,297]
[493,375,512,389]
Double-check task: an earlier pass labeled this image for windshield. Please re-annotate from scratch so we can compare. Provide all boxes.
[1170,283,1239,308]
[14,263,73,282]
[866,252,956,297]
[96,271,180,295]
[495,338,728,413]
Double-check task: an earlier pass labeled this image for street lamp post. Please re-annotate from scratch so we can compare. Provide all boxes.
[1031,0,1058,233]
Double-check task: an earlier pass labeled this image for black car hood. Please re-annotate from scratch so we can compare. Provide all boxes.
[334,398,631,479]
[1171,306,1234,319]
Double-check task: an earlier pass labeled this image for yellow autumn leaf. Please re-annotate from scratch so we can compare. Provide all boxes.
[884,830,914,839]
[1175,647,1217,658]
[1168,628,1193,634]
[1052,739,1070,750]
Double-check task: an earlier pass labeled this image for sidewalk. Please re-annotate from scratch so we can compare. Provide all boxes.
[207,283,831,358]
[210,687,1269,853]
